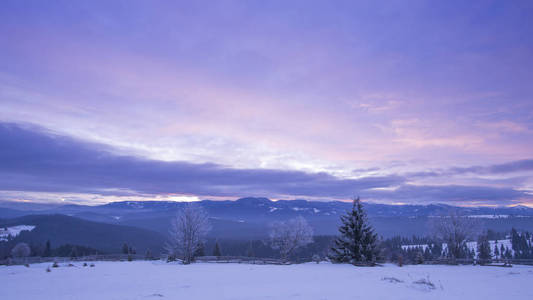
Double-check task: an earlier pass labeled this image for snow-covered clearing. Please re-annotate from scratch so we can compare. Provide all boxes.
[402,239,515,258]
[0,225,35,241]
[1,261,532,300]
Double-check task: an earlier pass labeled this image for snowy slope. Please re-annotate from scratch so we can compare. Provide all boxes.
[1,261,532,300]
[0,225,35,241]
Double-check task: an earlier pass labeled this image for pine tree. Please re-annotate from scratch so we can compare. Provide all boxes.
[70,246,78,259]
[246,241,255,257]
[494,244,500,258]
[213,241,222,257]
[477,233,491,264]
[122,243,129,254]
[329,197,379,264]
[415,251,424,264]
[145,249,153,260]
[43,240,51,257]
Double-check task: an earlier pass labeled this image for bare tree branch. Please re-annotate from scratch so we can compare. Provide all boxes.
[269,216,314,261]
[165,203,210,264]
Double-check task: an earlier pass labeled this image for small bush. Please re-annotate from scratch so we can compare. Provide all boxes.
[382,277,403,283]
[397,255,403,267]
[52,262,59,268]
[83,262,88,267]
[46,267,51,273]
[90,263,95,267]
[24,264,30,268]
[413,277,436,290]
[68,263,74,267]
[312,254,321,264]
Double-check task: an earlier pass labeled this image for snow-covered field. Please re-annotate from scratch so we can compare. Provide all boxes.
[1,261,532,300]
[0,225,35,241]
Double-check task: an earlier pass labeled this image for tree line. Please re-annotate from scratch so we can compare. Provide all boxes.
[2,197,532,266]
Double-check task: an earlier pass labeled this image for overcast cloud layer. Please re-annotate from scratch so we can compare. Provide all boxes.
[0,123,531,205]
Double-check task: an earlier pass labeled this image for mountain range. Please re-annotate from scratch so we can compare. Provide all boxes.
[2,198,533,240]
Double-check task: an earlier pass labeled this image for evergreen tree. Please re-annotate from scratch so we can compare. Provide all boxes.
[415,251,424,264]
[329,197,379,264]
[122,243,129,254]
[504,247,512,259]
[43,240,51,257]
[213,241,222,257]
[494,244,500,258]
[431,242,443,259]
[477,233,491,264]
[246,241,255,257]
[145,249,153,260]
[70,246,78,259]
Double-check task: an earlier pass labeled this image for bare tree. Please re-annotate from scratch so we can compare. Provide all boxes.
[269,216,314,261]
[165,204,210,264]
[11,242,31,258]
[431,211,480,260]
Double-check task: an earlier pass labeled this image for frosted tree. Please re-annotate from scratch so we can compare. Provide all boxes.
[432,211,480,261]
[477,233,492,264]
[11,242,31,258]
[329,197,379,264]
[165,204,211,264]
[269,216,314,261]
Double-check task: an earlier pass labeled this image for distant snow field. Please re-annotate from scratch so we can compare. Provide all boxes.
[1,261,532,300]
[0,225,35,241]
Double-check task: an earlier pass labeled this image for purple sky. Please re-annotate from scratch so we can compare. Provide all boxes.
[1,1,532,206]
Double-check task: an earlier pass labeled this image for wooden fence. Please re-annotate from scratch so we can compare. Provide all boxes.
[417,258,533,266]
[0,255,286,266]
[194,256,287,265]
[2,255,533,267]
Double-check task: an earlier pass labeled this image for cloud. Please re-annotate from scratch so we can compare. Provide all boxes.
[1,122,531,205]
[363,184,530,205]
[0,122,403,198]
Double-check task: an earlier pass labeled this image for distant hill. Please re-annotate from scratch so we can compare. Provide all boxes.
[1,198,532,238]
[0,214,165,255]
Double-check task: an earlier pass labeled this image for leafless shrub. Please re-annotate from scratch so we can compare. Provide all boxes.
[412,276,436,290]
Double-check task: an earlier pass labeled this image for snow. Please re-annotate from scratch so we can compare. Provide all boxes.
[402,244,430,251]
[0,225,35,241]
[402,239,515,258]
[467,215,509,219]
[1,261,532,300]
